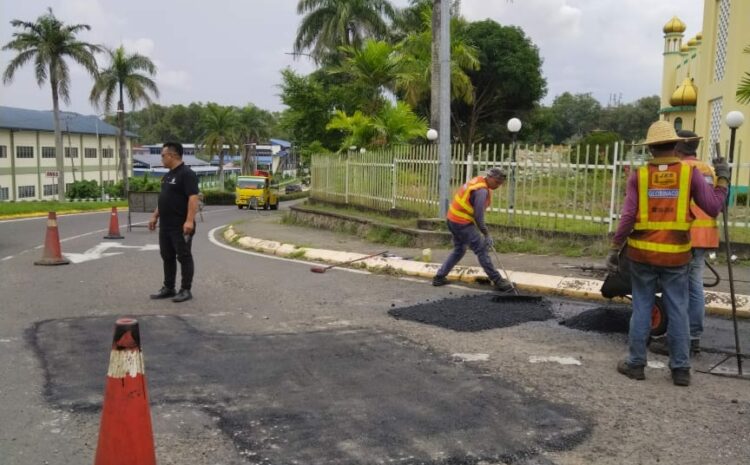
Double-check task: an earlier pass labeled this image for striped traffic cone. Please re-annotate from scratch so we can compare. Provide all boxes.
[34,211,70,266]
[94,318,156,465]
[103,206,124,239]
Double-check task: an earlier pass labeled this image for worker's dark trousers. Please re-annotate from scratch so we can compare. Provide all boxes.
[436,220,501,283]
[159,228,195,291]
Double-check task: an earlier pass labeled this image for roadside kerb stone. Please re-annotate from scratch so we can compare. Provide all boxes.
[222,226,750,318]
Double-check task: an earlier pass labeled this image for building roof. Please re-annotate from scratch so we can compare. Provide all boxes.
[133,154,209,168]
[0,105,136,137]
[270,138,291,148]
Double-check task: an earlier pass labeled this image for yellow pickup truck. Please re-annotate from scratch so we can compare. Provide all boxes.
[235,174,279,210]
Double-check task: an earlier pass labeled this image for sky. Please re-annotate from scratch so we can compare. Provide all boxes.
[0,0,703,116]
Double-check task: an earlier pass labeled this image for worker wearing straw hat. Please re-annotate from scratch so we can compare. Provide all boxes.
[607,121,730,386]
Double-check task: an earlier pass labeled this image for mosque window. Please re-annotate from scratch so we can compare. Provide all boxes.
[674,118,683,131]
[713,0,731,82]
[709,98,723,158]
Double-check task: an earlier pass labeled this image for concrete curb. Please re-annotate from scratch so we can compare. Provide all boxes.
[222,226,750,319]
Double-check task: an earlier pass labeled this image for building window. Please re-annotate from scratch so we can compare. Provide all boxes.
[43,184,59,196]
[674,118,683,131]
[64,147,78,158]
[42,146,56,158]
[0,145,7,158]
[84,148,97,158]
[16,146,34,159]
[709,98,724,158]
[713,0,731,82]
[18,185,36,198]
[0,187,8,200]
[102,148,114,158]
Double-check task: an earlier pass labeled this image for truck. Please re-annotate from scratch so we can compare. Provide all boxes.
[235,171,279,210]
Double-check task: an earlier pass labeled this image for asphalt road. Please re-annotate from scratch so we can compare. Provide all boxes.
[1,203,748,465]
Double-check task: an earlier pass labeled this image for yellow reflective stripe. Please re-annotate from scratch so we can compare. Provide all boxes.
[448,206,475,222]
[676,164,690,221]
[627,238,692,253]
[454,192,474,214]
[638,167,649,223]
[692,219,717,227]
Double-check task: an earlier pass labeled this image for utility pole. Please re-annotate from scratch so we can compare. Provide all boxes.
[437,0,451,217]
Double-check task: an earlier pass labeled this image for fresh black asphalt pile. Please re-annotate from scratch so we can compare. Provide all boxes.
[559,305,632,334]
[389,294,553,332]
[31,315,590,465]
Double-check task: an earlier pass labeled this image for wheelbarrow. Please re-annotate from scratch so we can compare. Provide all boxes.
[599,249,720,337]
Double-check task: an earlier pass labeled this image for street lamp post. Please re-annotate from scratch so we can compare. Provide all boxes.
[718,110,745,376]
[506,118,522,222]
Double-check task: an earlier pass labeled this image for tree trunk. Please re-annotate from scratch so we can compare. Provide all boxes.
[118,83,129,196]
[218,138,225,191]
[51,77,65,201]
[430,0,441,132]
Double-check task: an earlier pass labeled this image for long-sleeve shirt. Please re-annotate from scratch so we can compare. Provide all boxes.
[470,188,489,234]
[612,159,727,247]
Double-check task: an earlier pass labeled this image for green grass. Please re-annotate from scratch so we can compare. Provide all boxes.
[0,200,128,218]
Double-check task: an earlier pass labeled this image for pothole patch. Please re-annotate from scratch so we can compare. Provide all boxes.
[559,305,631,333]
[389,294,553,332]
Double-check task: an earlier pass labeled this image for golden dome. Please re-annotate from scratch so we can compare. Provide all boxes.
[687,37,698,46]
[670,78,698,106]
[663,16,687,33]
[696,32,703,41]
[680,44,690,52]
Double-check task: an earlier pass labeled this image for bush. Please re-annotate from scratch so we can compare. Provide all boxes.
[224,177,236,192]
[66,180,100,199]
[202,190,236,205]
[279,190,309,202]
[129,174,161,192]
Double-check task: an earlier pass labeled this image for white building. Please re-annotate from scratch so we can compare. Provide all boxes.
[0,106,135,201]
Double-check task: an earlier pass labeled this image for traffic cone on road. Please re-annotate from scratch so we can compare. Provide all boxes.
[94,318,156,465]
[103,206,124,239]
[34,211,70,266]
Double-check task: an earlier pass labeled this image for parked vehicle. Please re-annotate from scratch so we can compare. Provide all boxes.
[285,184,302,194]
[235,171,279,210]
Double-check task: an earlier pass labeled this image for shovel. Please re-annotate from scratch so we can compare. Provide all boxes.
[310,251,388,274]
[488,245,544,303]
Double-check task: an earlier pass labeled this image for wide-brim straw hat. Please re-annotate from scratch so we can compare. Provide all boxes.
[639,120,700,146]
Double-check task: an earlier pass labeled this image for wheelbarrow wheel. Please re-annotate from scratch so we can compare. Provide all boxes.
[650,297,668,337]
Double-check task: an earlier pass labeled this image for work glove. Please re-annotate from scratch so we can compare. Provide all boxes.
[484,234,495,250]
[713,157,731,182]
[605,247,620,273]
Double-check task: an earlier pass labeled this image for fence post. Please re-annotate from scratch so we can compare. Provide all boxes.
[392,157,397,209]
[466,151,473,182]
[345,156,349,204]
[607,141,621,233]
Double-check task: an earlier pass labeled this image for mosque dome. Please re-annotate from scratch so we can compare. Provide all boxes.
[663,17,687,33]
[696,32,703,41]
[670,78,698,106]
[687,37,698,47]
[680,44,690,53]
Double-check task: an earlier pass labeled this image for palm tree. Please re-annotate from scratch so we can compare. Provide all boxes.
[2,8,100,200]
[294,0,396,62]
[201,104,239,190]
[737,45,750,104]
[90,45,158,195]
[237,104,274,174]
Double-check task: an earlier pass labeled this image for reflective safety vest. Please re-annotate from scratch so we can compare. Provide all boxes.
[683,158,720,248]
[446,176,490,224]
[627,161,694,267]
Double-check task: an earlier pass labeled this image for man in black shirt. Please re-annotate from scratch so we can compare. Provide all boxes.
[148,142,200,302]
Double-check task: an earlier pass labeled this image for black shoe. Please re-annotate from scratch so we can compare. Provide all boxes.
[617,360,645,380]
[432,275,449,286]
[172,289,192,303]
[493,279,514,293]
[649,337,669,356]
[671,368,691,386]
[150,287,176,299]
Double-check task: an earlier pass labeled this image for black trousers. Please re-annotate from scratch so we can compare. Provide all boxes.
[159,228,195,291]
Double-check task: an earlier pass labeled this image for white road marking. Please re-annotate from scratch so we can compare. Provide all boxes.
[529,355,582,366]
[453,353,490,362]
[63,242,159,264]
[647,361,666,369]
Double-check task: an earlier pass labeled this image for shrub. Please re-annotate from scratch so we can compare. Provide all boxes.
[202,190,236,205]
[279,191,309,202]
[129,174,161,192]
[66,180,100,199]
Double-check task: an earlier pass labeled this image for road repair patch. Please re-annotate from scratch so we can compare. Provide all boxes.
[559,305,632,334]
[29,315,590,464]
[389,294,553,331]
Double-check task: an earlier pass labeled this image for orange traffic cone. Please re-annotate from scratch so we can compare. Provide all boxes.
[34,211,70,266]
[94,318,156,465]
[103,206,124,239]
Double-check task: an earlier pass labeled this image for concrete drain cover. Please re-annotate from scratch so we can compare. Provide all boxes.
[389,294,553,332]
[560,305,632,333]
[30,316,589,464]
